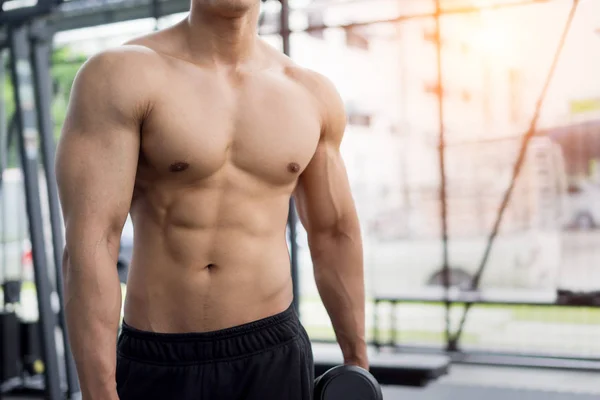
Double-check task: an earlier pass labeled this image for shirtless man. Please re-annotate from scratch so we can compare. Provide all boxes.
[55,1,366,399]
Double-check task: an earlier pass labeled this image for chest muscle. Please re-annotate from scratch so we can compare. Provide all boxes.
[139,71,321,187]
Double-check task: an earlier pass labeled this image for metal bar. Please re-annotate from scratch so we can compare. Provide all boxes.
[450,0,581,346]
[46,0,553,35]
[30,20,80,398]
[8,24,62,400]
[280,0,299,315]
[432,0,453,352]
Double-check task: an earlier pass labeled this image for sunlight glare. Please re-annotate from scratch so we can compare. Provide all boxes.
[472,19,515,65]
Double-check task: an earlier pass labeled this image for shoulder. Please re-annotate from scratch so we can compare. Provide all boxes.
[71,45,164,118]
[76,45,163,90]
[286,66,346,143]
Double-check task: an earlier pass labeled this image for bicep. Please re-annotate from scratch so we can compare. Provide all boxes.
[294,70,356,234]
[56,55,142,256]
[294,141,356,234]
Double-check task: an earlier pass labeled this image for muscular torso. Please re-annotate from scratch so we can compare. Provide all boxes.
[122,35,322,333]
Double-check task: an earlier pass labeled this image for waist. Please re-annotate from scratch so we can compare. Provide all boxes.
[118,303,301,365]
[122,263,294,332]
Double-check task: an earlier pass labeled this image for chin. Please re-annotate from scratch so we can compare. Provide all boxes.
[198,0,259,15]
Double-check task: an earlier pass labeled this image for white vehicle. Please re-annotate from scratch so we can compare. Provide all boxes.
[0,168,54,288]
[564,180,600,230]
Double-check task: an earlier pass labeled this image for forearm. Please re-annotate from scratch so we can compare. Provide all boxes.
[63,247,122,399]
[310,225,367,368]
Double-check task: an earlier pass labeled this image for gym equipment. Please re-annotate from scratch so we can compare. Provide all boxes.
[313,343,449,387]
[314,365,383,400]
[0,311,20,382]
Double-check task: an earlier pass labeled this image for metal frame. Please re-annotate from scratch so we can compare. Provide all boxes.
[7,24,63,400]
[30,19,80,398]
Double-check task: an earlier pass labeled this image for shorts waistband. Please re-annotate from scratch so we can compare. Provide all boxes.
[117,303,300,365]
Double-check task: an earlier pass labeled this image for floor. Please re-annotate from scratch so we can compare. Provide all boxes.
[381,362,600,399]
[5,364,600,399]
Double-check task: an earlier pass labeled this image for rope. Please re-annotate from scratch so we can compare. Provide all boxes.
[450,0,581,347]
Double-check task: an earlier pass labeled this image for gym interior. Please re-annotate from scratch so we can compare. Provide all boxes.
[1,0,600,398]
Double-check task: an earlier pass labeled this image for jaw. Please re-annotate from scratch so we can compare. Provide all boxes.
[192,0,260,18]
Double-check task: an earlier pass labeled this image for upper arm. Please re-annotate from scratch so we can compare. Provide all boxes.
[56,49,151,258]
[293,73,358,235]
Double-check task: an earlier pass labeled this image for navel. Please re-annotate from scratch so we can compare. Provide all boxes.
[169,162,190,173]
[287,162,300,173]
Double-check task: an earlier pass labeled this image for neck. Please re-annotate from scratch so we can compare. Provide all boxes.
[186,2,261,65]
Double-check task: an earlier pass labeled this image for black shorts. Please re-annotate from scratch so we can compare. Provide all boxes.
[116,304,314,400]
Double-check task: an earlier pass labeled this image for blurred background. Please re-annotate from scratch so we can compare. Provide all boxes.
[1,0,600,399]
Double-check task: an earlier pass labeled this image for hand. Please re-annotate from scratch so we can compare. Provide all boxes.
[344,355,370,371]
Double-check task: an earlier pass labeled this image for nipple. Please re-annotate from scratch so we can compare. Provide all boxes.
[287,162,300,173]
[169,162,190,173]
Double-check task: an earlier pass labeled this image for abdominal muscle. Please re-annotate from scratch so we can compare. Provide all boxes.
[122,187,295,334]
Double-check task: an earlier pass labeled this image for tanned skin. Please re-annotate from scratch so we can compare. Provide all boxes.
[55,1,366,398]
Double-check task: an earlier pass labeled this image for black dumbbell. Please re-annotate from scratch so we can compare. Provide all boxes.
[314,365,383,400]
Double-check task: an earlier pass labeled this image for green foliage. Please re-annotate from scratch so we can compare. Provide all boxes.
[1,45,87,168]
[51,46,88,139]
